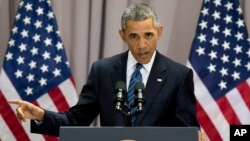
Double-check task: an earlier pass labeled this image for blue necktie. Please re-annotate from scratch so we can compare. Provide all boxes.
[127,63,142,126]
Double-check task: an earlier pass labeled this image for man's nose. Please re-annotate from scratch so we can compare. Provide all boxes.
[137,38,146,49]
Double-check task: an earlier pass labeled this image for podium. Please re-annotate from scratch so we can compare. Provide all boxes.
[59,126,198,141]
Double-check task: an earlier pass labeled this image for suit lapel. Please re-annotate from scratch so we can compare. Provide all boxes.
[136,52,168,125]
[110,52,128,125]
[111,52,128,87]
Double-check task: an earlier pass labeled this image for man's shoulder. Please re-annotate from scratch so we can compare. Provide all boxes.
[156,52,191,74]
[158,53,189,69]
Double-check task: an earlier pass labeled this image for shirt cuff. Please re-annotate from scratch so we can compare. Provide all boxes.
[34,120,43,125]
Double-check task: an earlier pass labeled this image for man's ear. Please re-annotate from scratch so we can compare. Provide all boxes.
[119,29,126,41]
[157,25,163,39]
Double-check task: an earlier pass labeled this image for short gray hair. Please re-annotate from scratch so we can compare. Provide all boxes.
[121,3,160,29]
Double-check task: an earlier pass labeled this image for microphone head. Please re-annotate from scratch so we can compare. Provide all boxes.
[115,81,126,91]
[114,81,126,111]
[134,82,145,112]
[135,82,144,90]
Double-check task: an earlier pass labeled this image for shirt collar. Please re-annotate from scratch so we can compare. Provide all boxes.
[127,50,156,73]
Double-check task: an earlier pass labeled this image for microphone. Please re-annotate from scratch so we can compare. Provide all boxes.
[113,81,126,111]
[134,82,145,112]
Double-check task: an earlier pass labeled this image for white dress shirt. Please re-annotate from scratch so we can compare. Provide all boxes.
[126,50,156,90]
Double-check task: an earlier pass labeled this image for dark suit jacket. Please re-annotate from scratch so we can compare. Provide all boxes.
[31,51,199,136]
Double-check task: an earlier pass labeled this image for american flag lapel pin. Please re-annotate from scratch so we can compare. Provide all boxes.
[157,78,162,82]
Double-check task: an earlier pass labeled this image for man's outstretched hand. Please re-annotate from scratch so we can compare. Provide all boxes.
[8,99,45,122]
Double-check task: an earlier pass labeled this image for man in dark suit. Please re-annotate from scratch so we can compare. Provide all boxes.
[9,3,199,137]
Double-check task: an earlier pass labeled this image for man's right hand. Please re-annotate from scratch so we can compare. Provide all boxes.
[8,99,45,122]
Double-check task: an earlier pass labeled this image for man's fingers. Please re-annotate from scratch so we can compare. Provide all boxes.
[16,113,26,122]
[9,100,28,122]
[16,106,24,118]
[9,99,35,111]
[8,99,24,106]
[16,106,27,122]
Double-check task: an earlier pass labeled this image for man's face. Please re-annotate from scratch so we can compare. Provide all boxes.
[119,17,163,64]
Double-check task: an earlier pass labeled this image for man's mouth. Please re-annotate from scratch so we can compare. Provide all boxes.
[138,52,148,56]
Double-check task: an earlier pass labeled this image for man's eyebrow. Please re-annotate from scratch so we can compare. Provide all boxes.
[145,31,154,34]
[128,33,137,36]
[129,32,136,34]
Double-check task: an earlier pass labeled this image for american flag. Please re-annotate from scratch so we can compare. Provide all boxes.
[0,0,78,140]
[187,0,250,140]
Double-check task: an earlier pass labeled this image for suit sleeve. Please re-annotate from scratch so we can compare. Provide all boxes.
[175,68,199,127]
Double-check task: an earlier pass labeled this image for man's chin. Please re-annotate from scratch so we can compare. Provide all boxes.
[136,57,151,64]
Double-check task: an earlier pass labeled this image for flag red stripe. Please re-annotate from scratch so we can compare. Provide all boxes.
[237,81,250,110]
[196,102,223,141]
[0,90,30,141]
[43,135,58,141]
[48,87,70,112]
[32,101,39,106]
[216,96,241,124]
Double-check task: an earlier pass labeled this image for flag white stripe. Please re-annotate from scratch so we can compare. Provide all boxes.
[247,78,250,85]
[0,70,26,114]
[0,70,22,101]
[187,62,229,141]
[58,78,78,107]
[0,116,15,141]
[226,88,250,124]
[36,93,58,112]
